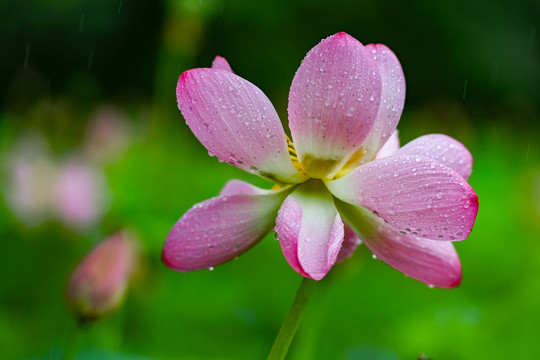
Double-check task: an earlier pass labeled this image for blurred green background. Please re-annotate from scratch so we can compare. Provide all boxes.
[1,0,539,359]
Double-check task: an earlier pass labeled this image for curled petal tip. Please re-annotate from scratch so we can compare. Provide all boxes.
[211,56,233,73]
[276,181,344,280]
[330,32,357,42]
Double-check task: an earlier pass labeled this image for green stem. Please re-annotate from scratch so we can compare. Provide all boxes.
[62,318,90,360]
[266,277,317,360]
[62,324,81,360]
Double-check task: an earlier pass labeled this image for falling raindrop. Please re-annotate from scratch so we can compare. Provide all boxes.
[79,13,85,33]
[529,26,536,48]
[87,50,94,71]
[24,42,30,69]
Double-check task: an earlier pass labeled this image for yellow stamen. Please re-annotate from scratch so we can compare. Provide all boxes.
[333,147,367,179]
[285,134,306,175]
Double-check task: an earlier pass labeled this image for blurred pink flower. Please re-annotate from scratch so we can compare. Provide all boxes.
[3,133,59,226]
[3,133,107,229]
[54,160,106,228]
[163,33,478,287]
[84,105,131,163]
[67,232,138,320]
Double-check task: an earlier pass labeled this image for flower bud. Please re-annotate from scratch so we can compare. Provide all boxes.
[67,232,137,320]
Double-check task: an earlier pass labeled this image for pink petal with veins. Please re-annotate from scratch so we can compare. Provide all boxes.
[336,201,461,288]
[274,197,310,278]
[275,181,344,280]
[163,189,288,272]
[288,32,382,179]
[398,134,473,180]
[177,69,307,184]
[326,154,478,241]
[359,44,405,161]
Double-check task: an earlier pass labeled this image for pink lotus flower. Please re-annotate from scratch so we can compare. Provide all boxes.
[163,33,478,288]
[67,232,137,319]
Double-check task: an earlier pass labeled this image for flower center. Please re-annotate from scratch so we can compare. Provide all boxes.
[285,136,367,181]
[299,154,343,179]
